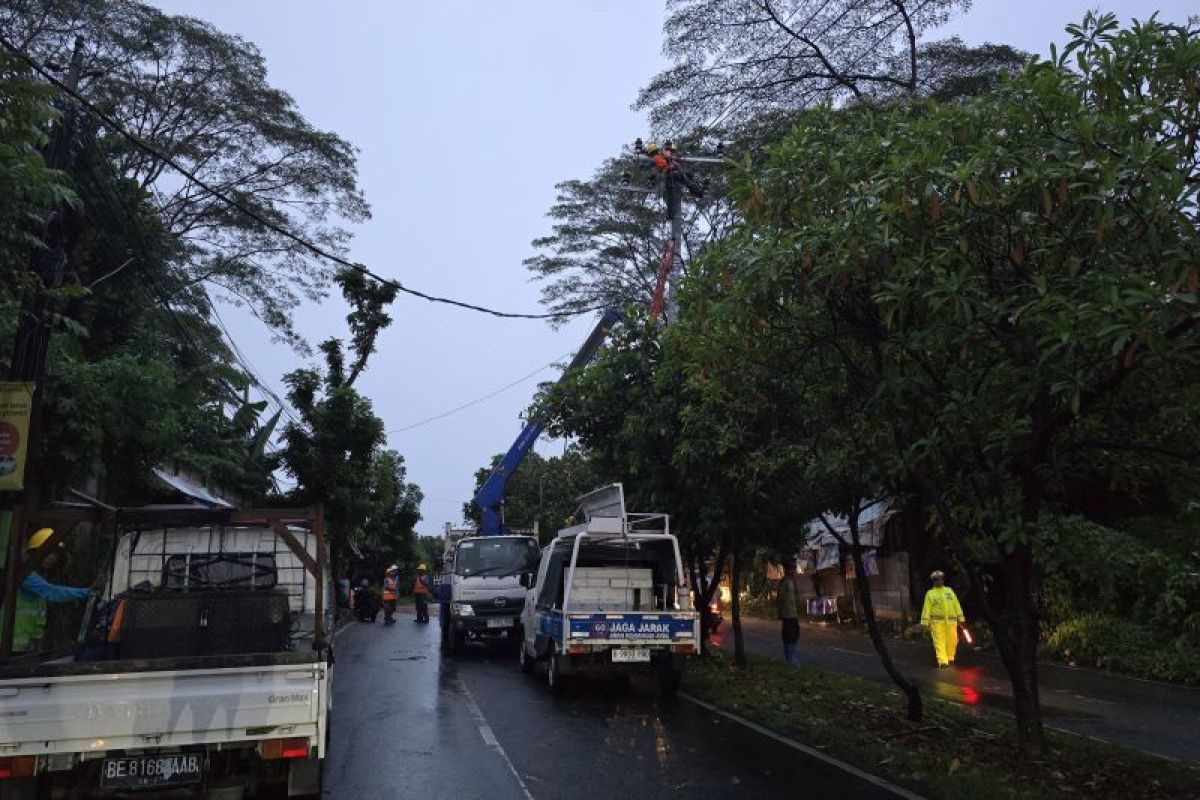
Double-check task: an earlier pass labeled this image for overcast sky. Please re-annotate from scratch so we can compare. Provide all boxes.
[149,1,1193,535]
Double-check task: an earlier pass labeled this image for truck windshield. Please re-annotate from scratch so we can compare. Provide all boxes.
[455,538,538,577]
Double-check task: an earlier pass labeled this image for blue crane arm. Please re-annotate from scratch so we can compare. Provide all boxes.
[474,308,621,535]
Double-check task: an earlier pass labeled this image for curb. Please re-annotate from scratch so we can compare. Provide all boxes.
[678,691,928,800]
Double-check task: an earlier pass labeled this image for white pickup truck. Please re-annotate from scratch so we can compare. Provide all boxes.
[518,484,699,695]
[0,506,332,800]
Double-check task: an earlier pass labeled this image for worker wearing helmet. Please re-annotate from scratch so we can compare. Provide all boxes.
[8,529,93,653]
[382,565,400,625]
[412,563,432,624]
[920,570,965,667]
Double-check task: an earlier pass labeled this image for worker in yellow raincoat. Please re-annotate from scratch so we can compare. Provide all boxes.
[920,570,964,667]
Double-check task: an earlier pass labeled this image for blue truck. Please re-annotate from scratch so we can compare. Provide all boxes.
[517,484,699,694]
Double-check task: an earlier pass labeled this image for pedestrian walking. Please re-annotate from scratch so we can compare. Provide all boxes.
[776,559,802,666]
[920,570,965,667]
[412,563,432,623]
[382,565,399,625]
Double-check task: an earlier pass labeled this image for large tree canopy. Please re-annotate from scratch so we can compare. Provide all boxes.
[636,0,1028,134]
[1,0,369,348]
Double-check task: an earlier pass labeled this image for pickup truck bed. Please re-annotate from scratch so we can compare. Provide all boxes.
[0,654,328,759]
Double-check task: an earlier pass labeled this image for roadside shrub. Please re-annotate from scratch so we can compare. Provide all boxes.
[1044,613,1200,685]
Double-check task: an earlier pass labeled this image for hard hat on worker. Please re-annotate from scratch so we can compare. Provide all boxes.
[387,564,399,573]
[417,563,428,571]
[27,528,57,550]
[930,570,945,581]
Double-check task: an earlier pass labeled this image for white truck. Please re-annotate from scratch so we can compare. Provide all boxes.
[438,524,539,655]
[518,484,699,694]
[0,506,332,800]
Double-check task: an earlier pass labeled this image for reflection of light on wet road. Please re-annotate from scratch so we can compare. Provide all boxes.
[960,687,980,705]
[653,715,671,767]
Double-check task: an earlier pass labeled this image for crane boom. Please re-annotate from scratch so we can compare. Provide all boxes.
[473,308,620,535]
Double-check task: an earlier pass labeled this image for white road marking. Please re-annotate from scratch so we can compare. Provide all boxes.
[458,678,536,800]
[680,692,928,800]
[829,646,875,658]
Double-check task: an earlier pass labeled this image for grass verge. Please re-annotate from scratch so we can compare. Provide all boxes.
[682,648,1200,799]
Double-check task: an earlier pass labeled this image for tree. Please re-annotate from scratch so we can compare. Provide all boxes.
[463,447,599,543]
[0,49,72,305]
[635,0,1028,134]
[1,0,370,349]
[696,13,1200,754]
[280,267,419,573]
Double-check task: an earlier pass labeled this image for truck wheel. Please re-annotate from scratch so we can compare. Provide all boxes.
[518,641,535,674]
[546,646,568,695]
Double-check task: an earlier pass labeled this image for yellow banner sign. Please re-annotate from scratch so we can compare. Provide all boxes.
[0,382,35,492]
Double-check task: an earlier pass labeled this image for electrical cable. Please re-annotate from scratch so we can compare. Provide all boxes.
[387,353,572,434]
[0,34,608,322]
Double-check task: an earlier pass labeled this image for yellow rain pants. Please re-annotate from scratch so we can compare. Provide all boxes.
[921,587,964,666]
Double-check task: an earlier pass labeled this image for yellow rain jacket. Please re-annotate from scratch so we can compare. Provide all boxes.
[920,586,964,625]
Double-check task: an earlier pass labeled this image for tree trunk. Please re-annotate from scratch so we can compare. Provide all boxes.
[921,479,1047,757]
[845,513,923,722]
[731,545,747,668]
[992,543,1046,756]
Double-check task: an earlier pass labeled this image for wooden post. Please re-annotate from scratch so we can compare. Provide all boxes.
[312,504,327,649]
[0,505,26,657]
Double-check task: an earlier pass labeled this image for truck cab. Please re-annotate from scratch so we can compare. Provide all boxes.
[517,484,698,695]
[440,533,539,654]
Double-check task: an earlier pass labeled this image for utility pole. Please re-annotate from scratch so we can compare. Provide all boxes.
[1,37,87,657]
[622,139,724,324]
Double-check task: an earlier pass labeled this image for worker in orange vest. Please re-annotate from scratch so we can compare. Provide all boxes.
[412,563,432,624]
[382,565,400,625]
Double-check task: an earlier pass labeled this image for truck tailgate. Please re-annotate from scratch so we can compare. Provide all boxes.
[565,612,698,644]
[0,662,326,757]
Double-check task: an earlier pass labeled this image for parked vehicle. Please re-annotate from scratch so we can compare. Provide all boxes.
[0,506,332,800]
[439,527,539,654]
[518,484,699,695]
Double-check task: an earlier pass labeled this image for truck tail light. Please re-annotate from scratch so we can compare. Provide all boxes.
[673,643,694,655]
[258,737,310,760]
[0,756,37,779]
[567,643,588,655]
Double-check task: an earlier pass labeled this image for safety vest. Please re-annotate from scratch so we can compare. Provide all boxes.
[10,590,47,653]
[412,576,430,596]
[382,576,398,602]
[921,587,964,624]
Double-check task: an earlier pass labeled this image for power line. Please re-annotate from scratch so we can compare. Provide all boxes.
[387,353,572,435]
[0,34,605,322]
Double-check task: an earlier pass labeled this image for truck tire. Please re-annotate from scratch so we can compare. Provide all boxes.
[546,645,568,695]
[518,640,535,674]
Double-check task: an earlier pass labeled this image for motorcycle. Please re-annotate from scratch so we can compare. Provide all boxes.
[352,584,381,623]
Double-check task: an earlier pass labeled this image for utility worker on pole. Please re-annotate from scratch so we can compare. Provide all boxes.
[9,529,93,653]
[412,564,432,624]
[920,570,965,667]
[382,565,400,625]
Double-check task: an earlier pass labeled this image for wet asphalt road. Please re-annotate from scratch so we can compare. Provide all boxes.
[325,609,896,800]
